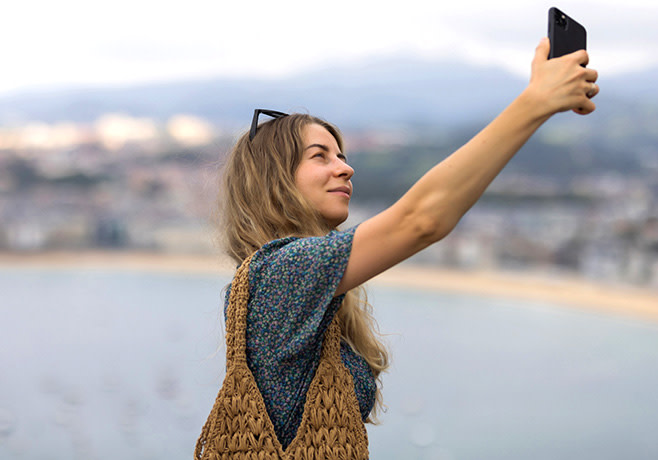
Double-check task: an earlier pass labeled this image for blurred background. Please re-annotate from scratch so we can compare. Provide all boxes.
[1,0,657,459]
[0,0,656,284]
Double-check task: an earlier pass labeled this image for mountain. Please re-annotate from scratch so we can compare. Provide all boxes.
[0,57,654,130]
[0,57,527,128]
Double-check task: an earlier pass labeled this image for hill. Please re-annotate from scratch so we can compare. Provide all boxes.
[1,56,653,129]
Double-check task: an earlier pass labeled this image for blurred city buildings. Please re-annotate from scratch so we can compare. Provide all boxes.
[0,113,657,288]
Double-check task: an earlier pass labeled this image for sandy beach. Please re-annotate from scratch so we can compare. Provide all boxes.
[1,250,657,323]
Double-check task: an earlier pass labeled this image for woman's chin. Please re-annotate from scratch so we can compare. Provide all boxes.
[323,213,349,229]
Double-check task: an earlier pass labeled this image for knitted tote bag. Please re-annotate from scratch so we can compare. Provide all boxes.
[195,254,369,460]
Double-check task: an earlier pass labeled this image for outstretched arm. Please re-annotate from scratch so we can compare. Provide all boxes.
[336,37,599,295]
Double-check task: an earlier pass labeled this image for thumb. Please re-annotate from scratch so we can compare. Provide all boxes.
[533,37,550,66]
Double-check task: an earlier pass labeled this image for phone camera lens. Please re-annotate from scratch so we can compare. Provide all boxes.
[556,14,567,28]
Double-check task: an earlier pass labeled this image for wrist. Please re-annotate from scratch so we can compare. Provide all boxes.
[517,85,554,125]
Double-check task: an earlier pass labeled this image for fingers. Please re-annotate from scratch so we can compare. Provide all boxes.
[575,80,599,114]
[584,67,598,83]
[574,99,596,115]
[536,37,550,59]
[532,37,550,70]
[568,51,599,112]
[572,49,590,67]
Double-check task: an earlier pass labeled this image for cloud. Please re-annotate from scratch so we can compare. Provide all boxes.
[1,0,656,94]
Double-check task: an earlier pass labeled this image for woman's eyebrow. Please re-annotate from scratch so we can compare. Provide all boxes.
[303,143,330,152]
[304,143,344,157]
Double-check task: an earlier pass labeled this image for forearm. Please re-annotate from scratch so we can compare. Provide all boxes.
[399,88,552,241]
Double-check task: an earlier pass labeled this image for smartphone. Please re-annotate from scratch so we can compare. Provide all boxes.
[548,7,587,59]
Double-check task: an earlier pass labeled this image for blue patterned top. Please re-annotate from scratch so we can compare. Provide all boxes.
[224,226,376,449]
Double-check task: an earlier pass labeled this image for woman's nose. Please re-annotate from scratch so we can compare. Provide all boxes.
[335,159,354,179]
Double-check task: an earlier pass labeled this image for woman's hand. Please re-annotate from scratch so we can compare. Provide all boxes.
[525,37,599,116]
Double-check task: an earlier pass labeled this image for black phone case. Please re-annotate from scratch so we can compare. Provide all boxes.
[548,7,587,59]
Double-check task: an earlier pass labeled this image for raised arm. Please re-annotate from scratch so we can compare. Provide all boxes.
[336,37,599,295]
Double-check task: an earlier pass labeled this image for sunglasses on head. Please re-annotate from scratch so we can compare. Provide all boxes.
[249,109,289,141]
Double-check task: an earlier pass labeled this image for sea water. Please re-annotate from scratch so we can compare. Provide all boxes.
[1,267,657,460]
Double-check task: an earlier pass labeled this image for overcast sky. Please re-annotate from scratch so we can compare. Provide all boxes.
[2,0,656,95]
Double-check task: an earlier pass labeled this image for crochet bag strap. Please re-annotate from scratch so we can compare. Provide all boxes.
[224,253,343,366]
[223,253,254,368]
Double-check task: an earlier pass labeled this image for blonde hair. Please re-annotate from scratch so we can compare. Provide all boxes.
[218,113,389,421]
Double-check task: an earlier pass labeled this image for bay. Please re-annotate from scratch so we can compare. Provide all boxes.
[1,268,657,460]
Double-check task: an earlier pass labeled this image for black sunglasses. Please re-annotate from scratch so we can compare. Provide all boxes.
[249,109,289,141]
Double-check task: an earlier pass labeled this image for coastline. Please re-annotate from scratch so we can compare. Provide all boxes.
[1,250,657,323]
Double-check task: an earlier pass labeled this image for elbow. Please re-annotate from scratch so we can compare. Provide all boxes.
[393,189,464,250]
[407,206,460,248]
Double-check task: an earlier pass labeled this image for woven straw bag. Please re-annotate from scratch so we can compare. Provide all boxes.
[195,254,369,460]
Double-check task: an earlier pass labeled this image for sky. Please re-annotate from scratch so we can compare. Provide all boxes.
[2,0,657,95]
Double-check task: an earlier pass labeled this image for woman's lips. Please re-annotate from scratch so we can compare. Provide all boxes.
[328,187,351,198]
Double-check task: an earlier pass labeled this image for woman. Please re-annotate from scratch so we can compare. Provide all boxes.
[197,37,599,456]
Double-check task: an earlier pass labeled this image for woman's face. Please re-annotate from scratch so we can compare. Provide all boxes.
[295,123,354,227]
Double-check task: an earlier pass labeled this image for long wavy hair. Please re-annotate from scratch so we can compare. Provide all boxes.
[218,113,389,421]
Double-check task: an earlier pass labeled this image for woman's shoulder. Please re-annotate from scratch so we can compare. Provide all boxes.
[254,225,358,266]
[248,225,358,292]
